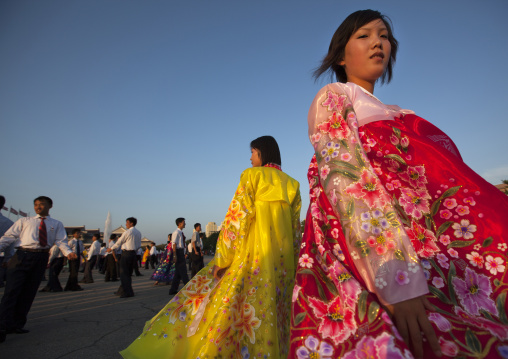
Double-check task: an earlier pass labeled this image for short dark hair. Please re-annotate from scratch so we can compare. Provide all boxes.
[194,223,201,229]
[110,234,117,240]
[313,9,398,84]
[72,229,81,235]
[176,217,185,226]
[34,196,53,207]
[250,136,281,166]
[0,196,5,208]
[92,234,99,239]
[126,217,137,226]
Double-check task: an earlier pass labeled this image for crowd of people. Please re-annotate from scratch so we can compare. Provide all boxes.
[0,196,208,343]
[1,8,508,359]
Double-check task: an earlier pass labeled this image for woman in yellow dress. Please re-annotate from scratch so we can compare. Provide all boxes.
[121,136,302,359]
[141,246,150,268]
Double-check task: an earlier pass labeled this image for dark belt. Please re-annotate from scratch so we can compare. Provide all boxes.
[18,247,50,253]
[122,250,136,253]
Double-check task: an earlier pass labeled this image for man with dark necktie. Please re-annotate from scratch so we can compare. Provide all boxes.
[169,217,189,295]
[64,229,84,291]
[107,217,141,298]
[0,196,76,343]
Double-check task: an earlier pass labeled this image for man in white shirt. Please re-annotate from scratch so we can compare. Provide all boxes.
[81,233,100,283]
[149,243,157,269]
[98,243,107,273]
[0,196,76,343]
[169,217,189,295]
[104,235,118,282]
[191,223,205,277]
[39,244,64,292]
[0,196,14,289]
[187,241,193,271]
[107,217,141,298]
[64,229,85,291]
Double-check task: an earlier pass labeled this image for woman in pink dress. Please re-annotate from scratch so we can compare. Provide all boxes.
[290,9,508,359]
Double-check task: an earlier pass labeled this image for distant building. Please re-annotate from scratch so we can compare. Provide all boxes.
[205,222,219,237]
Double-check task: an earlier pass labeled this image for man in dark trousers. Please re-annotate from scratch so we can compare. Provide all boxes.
[104,235,118,282]
[107,217,141,298]
[169,217,189,295]
[0,196,76,343]
[81,233,100,283]
[64,229,84,291]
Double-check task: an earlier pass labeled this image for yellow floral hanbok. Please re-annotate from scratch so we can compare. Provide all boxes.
[120,166,301,359]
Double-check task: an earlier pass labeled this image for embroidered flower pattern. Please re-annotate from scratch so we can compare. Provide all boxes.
[344,169,390,209]
[452,267,497,316]
[398,187,431,219]
[398,165,428,188]
[452,219,477,239]
[296,335,333,359]
[308,296,357,345]
[317,112,351,140]
[360,210,390,235]
[299,254,314,268]
[320,142,340,162]
[406,221,440,258]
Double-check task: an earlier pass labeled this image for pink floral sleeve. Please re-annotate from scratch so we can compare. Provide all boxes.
[308,83,428,305]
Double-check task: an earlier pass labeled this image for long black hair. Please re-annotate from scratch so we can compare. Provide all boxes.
[313,9,398,84]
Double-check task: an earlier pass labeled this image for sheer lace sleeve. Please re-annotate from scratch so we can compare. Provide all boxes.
[308,83,428,305]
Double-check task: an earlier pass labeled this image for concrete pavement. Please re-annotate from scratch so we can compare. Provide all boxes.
[0,256,211,358]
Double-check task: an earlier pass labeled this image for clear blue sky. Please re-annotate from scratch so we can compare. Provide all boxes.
[2,0,507,244]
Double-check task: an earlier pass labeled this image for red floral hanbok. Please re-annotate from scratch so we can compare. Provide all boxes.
[290,82,508,359]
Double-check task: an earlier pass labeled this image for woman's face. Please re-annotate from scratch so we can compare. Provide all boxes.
[339,19,391,91]
[250,148,262,167]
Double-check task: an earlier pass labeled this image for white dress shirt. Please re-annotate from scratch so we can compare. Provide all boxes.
[149,246,156,255]
[48,245,63,263]
[87,240,101,259]
[99,247,107,256]
[68,238,83,256]
[0,214,71,256]
[191,231,202,250]
[111,227,141,251]
[171,228,185,249]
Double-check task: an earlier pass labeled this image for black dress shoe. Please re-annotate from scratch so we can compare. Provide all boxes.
[0,330,6,343]
[119,294,134,298]
[71,287,84,291]
[8,328,29,334]
[168,291,178,295]
[39,287,50,292]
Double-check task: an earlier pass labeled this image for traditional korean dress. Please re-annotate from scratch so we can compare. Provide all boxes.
[150,244,175,284]
[290,82,508,359]
[121,165,301,359]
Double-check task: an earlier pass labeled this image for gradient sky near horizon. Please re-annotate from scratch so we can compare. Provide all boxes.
[2,0,507,244]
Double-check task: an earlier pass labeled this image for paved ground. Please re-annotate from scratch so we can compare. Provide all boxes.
[0,256,212,358]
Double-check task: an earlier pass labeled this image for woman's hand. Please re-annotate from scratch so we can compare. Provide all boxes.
[213,265,225,281]
[384,295,442,359]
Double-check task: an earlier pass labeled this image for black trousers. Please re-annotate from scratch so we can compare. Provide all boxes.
[82,255,97,283]
[47,257,64,291]
[117,251,136,296]
[0,250,48,330]
[169,249,189,294]
[64,259,82,291]
[104,254,117,281]
[150,254,157,269]
[191,248,205,278]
